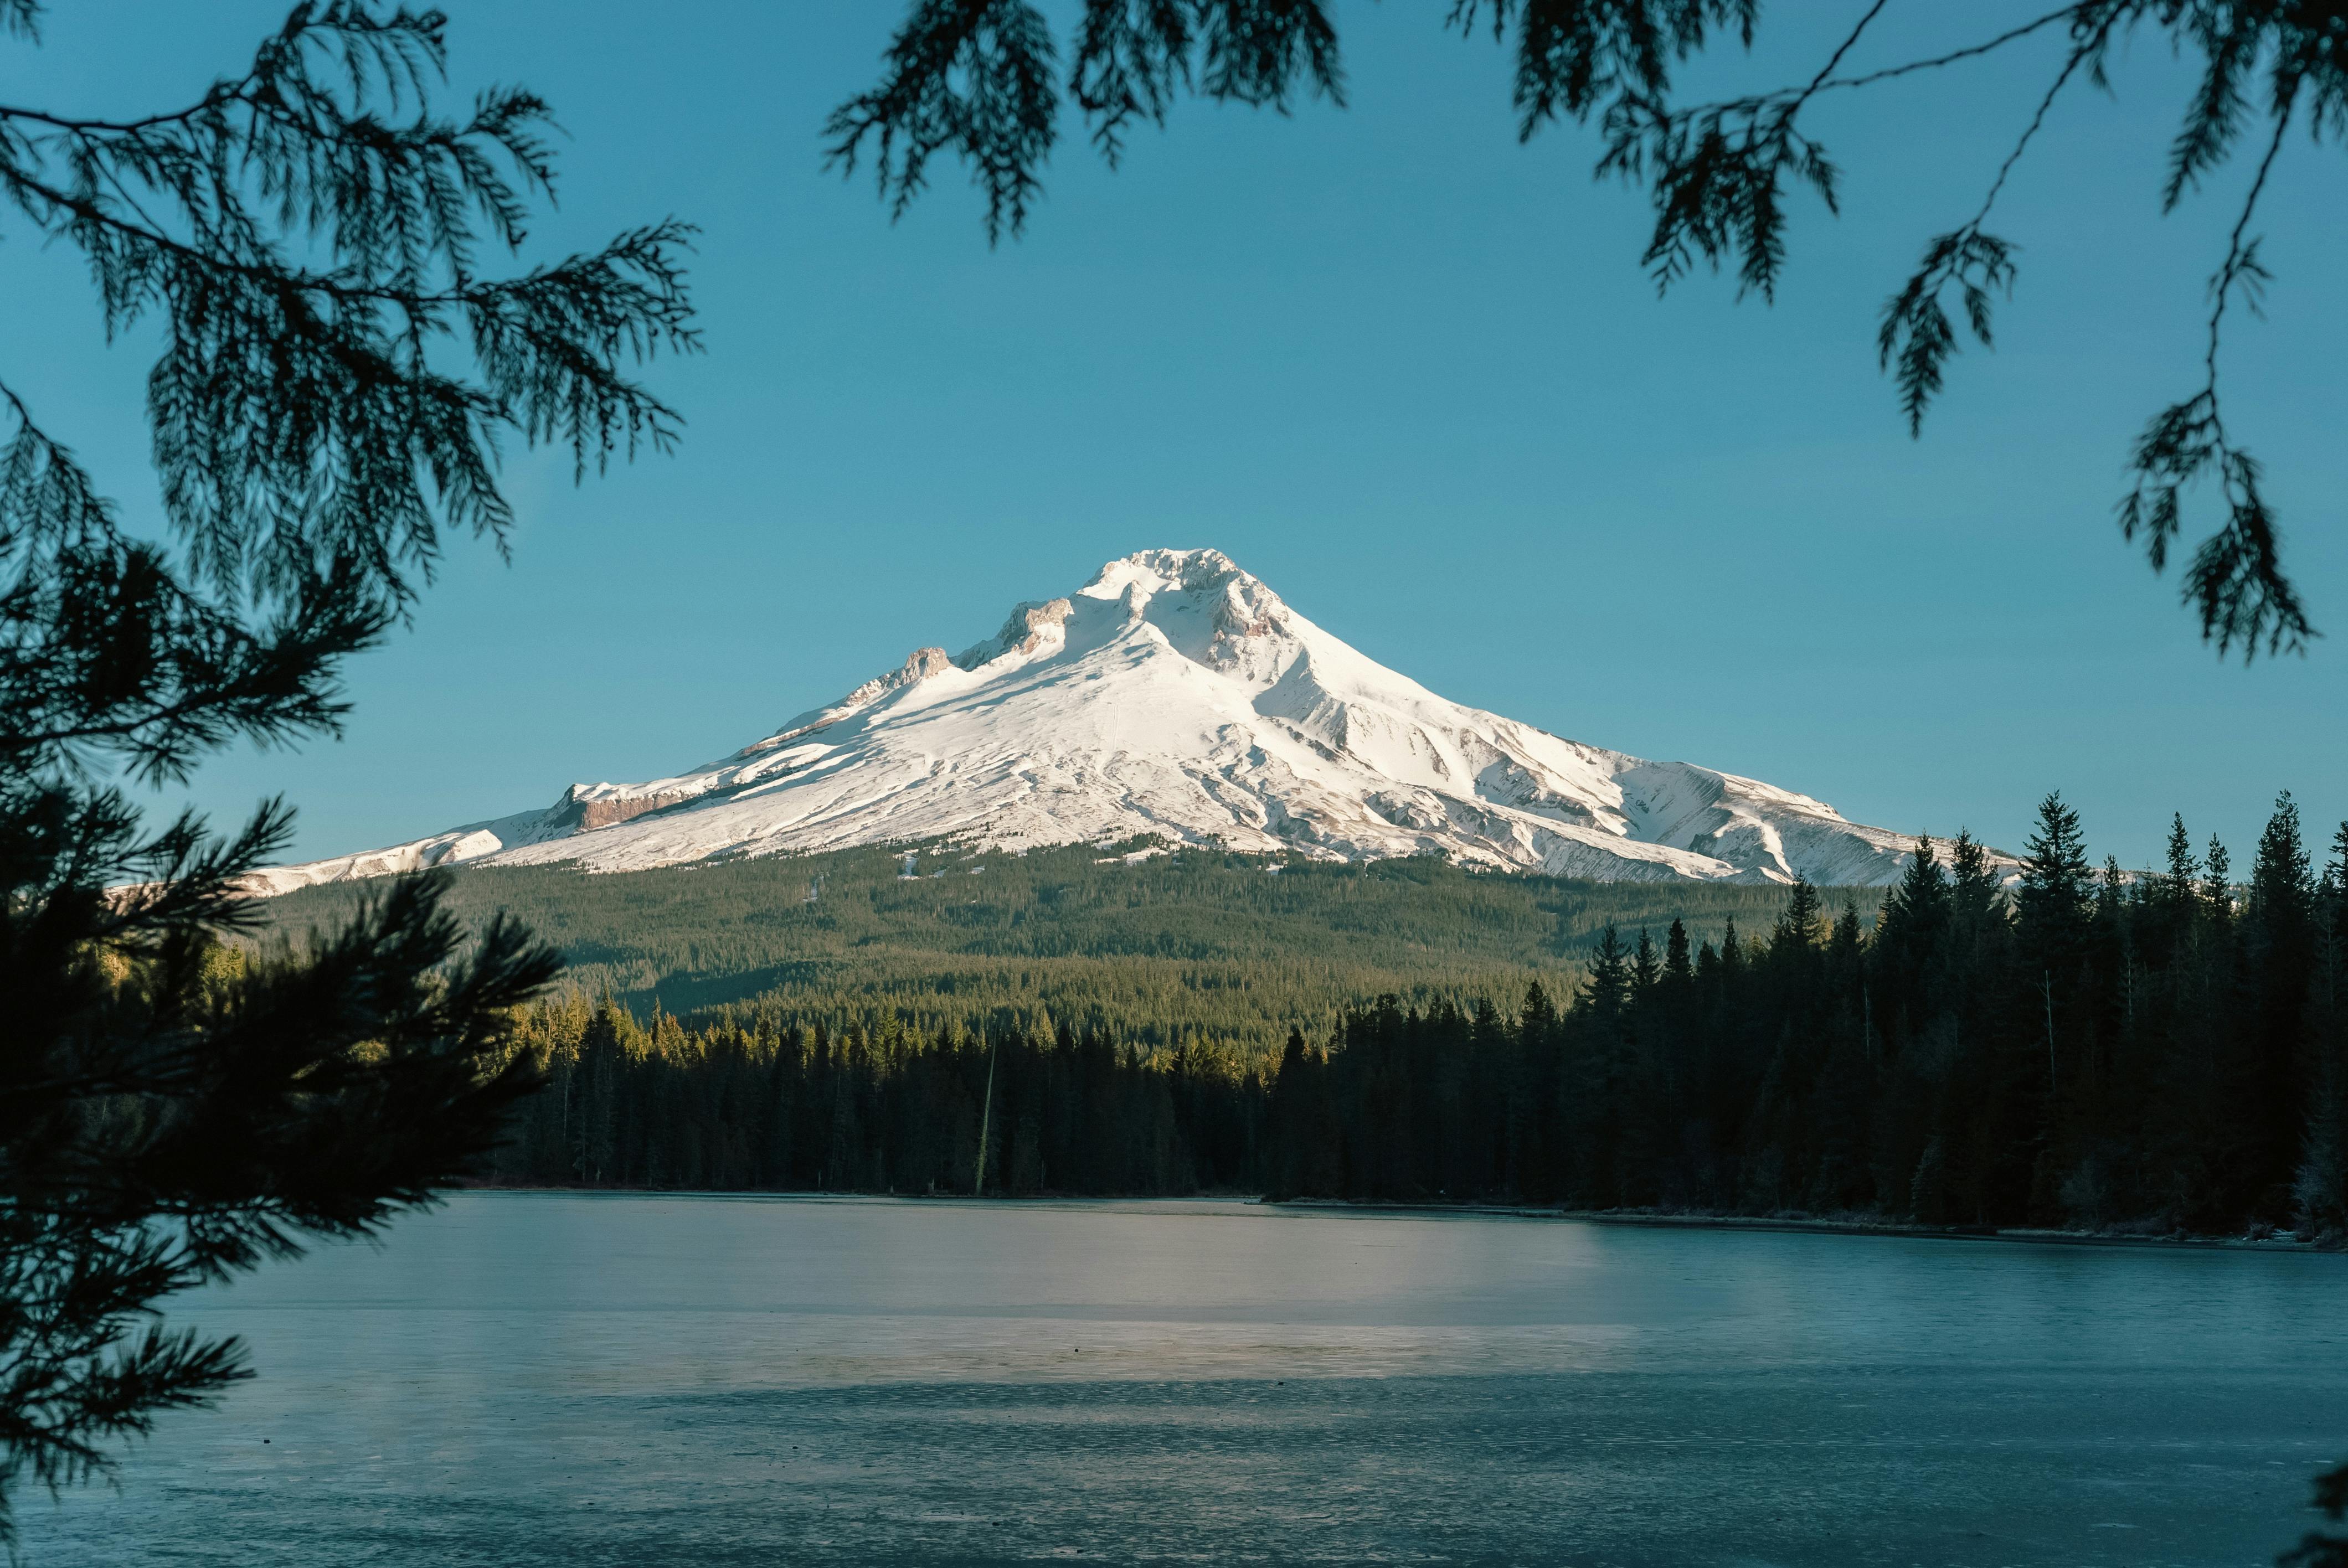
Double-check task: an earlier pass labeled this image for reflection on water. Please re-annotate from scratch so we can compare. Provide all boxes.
[24,1194,2347,1565]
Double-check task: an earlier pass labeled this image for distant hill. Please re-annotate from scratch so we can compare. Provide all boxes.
[258,843,1881,1058]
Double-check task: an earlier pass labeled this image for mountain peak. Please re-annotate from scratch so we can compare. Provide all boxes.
[244,549,2006,896]
[1082,546,1255,602]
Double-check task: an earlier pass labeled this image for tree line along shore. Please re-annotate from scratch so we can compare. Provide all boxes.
[477,793,2348,1241]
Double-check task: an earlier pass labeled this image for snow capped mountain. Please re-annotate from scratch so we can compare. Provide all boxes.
[248,548,1976,895]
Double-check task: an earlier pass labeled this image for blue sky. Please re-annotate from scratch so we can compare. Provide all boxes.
[6,3,2345,871]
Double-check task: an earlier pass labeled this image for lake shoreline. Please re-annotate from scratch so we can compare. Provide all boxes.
[1554,1207,2335,1252]
[1279,1198,2334,1251]
[460,1183,2340,1252]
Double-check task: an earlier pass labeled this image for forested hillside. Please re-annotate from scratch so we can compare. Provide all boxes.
[262,844,1860,1056]
[472,798,2348,1237]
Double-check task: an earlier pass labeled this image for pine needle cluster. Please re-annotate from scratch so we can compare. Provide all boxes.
[0,3,695,1536]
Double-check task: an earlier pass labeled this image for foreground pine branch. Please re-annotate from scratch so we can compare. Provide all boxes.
[835,0,2346,656]
[0,2,696,1536]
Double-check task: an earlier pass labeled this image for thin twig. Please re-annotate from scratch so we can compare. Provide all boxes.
[2203,88,2295,423]
[1967,17,2112,228]
[1820,2,2094,94]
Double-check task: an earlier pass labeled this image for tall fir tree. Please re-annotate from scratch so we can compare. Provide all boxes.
[1631,929,1661,997]
[2205,835,2235,916]
[2165,814,2202,906]
[2018,792,2096,962]
[1663,918,1693,986]
[2241,793,2320,1210]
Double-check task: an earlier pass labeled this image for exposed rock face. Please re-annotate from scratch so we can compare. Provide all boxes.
[546,786,703,833]
[244,548,2010,896]
[959,599,1074,668]
[836,646,954,710]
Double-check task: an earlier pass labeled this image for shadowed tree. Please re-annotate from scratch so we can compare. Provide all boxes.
[2298,822,2348,1232]
[1664,916,1692,984]
[0,1,696,1538]
[2241,791,2318,1209]
[833,0,2348,657]
[2280,1462,2348,1568]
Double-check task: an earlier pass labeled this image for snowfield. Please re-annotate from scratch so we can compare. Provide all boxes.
[248,549,1983,895]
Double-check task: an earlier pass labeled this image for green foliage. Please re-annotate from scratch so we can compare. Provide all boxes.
[261,842,1867,1059]
[2018,790,2095,963]
[479,795,2348,1249]
[1271,794,2348,1232]
[488,998,1258,1196]
[0,3,694,1538]
[837,1,2348,655]
[0,2,697,611]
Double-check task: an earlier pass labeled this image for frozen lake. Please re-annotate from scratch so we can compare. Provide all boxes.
[26,1193,2346,1565]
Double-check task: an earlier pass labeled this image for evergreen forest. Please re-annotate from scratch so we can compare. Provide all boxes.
[263,845,1846,1056]
[455,794,2348,1240]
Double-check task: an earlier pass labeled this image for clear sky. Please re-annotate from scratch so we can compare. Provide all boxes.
[6,3,2345,871]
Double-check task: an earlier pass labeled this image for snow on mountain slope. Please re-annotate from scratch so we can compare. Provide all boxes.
[246,549,1982,895]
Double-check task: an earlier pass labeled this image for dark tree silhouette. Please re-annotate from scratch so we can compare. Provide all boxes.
[833,1,2345,658]
[492,791,2347,1243]
[2280,1461,2348,1568]
[0,1,696,1538]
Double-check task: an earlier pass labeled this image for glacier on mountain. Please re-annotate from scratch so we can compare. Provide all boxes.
[248,548,1977,894]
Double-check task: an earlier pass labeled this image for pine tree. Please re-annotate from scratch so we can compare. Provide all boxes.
[2296,1039,2348,1236]
[2249,793,2317,936]
[1573,928,1633,1204]
[2018,792,2095,960]
[1581,927,1631,1021]
[2165,813,2201,906]
[1664,918,1693,986]
[2242,792,2320,1211]
[1831,899,1865,964]
[1516,980,1562,1201]
[1884,837,1951,935]
[1949,831,2005,934]
[2152,812,2204,963]
[2206,835,2236,918]
[0,6,694,1531]
[1775,877,1822,952]
[1877,836,1950,994]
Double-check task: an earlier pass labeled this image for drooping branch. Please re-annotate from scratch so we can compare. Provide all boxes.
[827,0,2339,656]
[831,1,1346,243]
[0,4,698,612]
[0,5,681,1536]
[1876,15,2117,434]
[2119,92,2308,659]
[823,0,1062,245]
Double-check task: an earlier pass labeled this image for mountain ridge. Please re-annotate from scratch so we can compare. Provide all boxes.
[247,548,1993,894]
